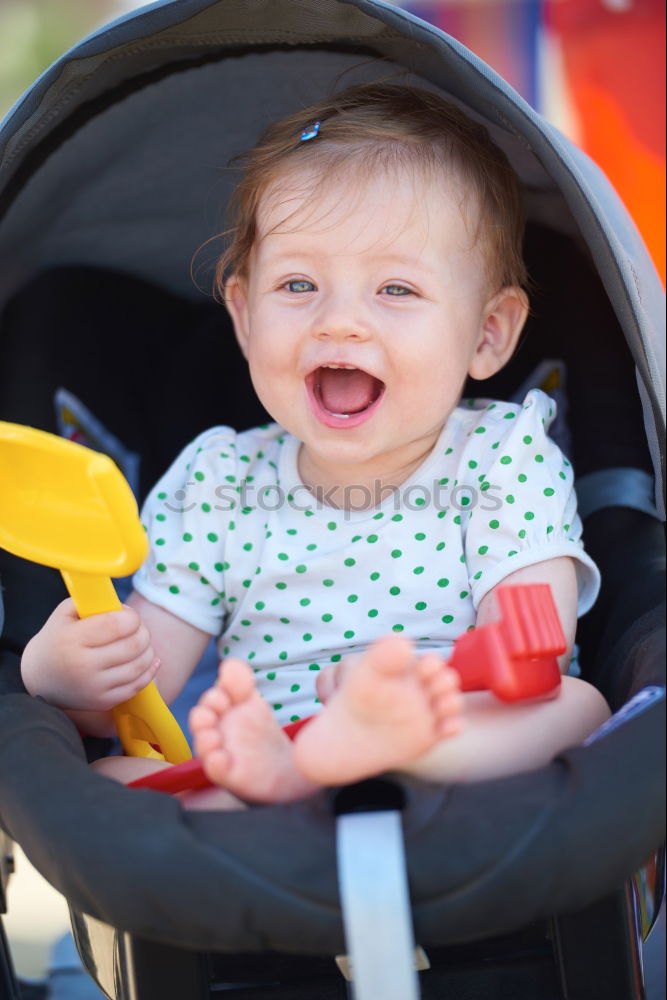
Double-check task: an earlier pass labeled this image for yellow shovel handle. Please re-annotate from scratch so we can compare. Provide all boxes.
[61,570,191,764]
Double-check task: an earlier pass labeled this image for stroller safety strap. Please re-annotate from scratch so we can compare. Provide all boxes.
[335,781,421,999]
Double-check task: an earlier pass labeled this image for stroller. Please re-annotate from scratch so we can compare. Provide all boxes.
[0,1,664,997]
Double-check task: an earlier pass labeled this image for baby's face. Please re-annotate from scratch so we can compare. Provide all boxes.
[226,165,523,494]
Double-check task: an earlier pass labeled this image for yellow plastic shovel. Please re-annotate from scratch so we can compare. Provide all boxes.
[0,421,191,764]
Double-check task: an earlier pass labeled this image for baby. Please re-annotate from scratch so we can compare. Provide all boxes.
[21,84,610,808]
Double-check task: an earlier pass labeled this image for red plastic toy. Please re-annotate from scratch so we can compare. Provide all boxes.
[128,583,565,795]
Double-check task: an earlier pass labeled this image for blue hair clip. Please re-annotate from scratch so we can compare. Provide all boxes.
[300,121,321,142]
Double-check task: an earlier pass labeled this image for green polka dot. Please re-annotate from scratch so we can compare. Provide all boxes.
[453,515,461,525]
[389,586,400,596]
[368,609,379,618]
[273,704,283,711]
[275,582,287,590]
[300,598,311,607]
[306,543,317,551]
[322,613,333,622]
[169,585,180,594]
[504,412,516,419]
[303,633,312,642]
[155,538,166,546]
[559,471,567,481]
[373,512,384,520]
[518,473,528,483]
[278,651,288,661]
[392,624,405,632]
[201,503,212,513]
[290,684,301,693]
[207,532,218,542]
[392,514,403,522]
[413,566,424,575]
[546,525,554,534]
[295,564,307,574]
[367,534,379,543]
[286,528,297,535]
[157,492,167,500]
[194,471,205,482]
[415,533,426,541]
[500,456,512,465]
[264,635,274,643]
[266,671,276,680]
[280,617,290,624]
[477,545,488,555]
[468,460,478,469]
[344,558,356,567]
[415,601,427,611]
[506,494,515,504]
[543,488,555,497]
[474,426,486,434]
[278,552,288,561]
[489,520,499,529]
[347,594,358,603]
[524,511,535,521]
[436,541,446,551]
[323,579,334,587]
[391,549,402,559]
[156,513,166,522]
[370,572,380,581]
[437,578,449,587]
[343,630,355,639]
[327,522,337,531]
[156,563,167,572]
[535,455,544,463]
[255,601,265,610]
[308,664,321,671]
[523,435,533,444]
[459,591,469,599]
[182,533,193,542]
[518,528,527,539]
[351,535,362,543]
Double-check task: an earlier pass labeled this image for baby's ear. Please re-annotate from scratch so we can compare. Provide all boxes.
[224,274,250,358]
[468,286,529,380]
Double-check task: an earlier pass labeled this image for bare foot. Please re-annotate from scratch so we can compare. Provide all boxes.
[189,658,319,803]
[292,635,463,786]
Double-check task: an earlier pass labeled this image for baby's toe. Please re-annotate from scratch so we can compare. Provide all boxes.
[219,658,257,703]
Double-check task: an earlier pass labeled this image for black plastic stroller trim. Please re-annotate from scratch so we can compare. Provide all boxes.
[0,0,664,997]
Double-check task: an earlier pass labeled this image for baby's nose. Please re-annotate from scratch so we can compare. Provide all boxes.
[313,297,372,341]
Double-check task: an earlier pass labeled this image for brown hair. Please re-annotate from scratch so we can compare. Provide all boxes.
[214,83,527,297]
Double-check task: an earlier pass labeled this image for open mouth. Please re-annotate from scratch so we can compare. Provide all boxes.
[306,364,385,428]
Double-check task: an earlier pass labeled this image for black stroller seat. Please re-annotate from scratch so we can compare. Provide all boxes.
[0,2,664,998]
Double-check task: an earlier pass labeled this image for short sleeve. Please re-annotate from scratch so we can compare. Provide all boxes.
[132,427,237,635]
[462,390,600,615]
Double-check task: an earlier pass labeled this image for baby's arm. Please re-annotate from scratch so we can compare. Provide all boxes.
[474,555,578,674]
[21,592,210,737]
[406,556,610,783]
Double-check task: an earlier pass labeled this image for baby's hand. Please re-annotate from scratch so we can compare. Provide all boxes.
[21,599,160,712]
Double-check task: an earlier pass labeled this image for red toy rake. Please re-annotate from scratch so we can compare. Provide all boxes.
[128,583,566,795]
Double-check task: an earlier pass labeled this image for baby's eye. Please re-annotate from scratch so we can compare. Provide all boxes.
[285,279,315,293]
[381,284,413,297]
